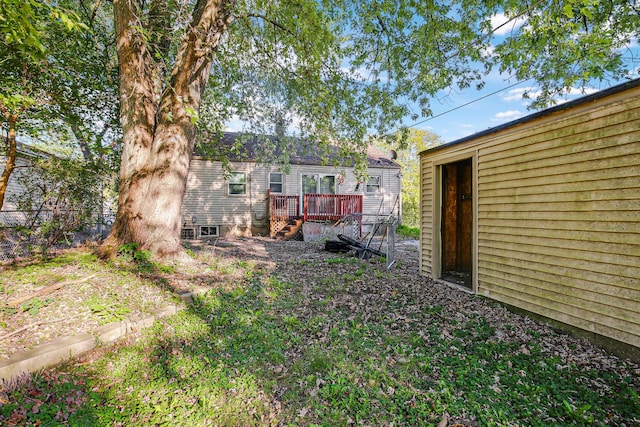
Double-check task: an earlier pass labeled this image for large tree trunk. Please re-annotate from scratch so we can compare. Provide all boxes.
[98,0,234,260]
[0,105,18,211]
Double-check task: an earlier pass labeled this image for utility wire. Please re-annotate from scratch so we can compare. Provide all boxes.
[386,46,640,137]
[396,78,533,132]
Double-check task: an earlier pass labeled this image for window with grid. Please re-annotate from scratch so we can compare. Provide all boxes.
[366,176,381,193]
[269,172,283,193]
[181,228,195,240]
[228,171,247,195]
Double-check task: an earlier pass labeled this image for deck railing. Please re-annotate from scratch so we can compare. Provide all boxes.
[303,193,363,222]
[268,192,363,222]
[268,192,300,220]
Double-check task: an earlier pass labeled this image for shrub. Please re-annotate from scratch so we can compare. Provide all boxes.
[10,157,101,256]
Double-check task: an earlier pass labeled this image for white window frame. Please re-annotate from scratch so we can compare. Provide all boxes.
[269,172,284,193]
[366,175,381,193]
[199,225,219,238]
[302,173,336,195]
[228,171,247,195]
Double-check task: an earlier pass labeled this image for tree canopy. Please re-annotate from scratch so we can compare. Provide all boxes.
[377,129,443,228]
[2,0,638,259]
[201,0,639,140]
[0,0,92,209]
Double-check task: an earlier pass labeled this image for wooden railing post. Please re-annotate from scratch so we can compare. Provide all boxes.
[303,194,308,222]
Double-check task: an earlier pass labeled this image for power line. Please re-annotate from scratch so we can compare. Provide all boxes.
[387,49,640,136]
[393,78,532,133]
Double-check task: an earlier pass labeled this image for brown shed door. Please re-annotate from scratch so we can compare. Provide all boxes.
[441,158,472,287]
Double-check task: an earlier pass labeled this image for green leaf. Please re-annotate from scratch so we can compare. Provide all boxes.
[563,3,574,19]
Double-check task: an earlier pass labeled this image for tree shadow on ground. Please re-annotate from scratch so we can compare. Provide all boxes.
[2,239,639,426]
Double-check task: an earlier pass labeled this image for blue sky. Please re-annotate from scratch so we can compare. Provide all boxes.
[403,70,638,144]
[408,76,597,143]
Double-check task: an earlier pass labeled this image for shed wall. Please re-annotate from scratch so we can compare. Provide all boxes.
[420,86,640,349]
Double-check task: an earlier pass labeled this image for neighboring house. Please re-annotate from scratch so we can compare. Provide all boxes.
[0,142,110,235]
[419,78,640,358]
[181,132,401,239]
[0,142,46,226]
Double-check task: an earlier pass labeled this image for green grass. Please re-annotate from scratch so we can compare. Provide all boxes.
[1,252,639,426]
[397,224,419,239]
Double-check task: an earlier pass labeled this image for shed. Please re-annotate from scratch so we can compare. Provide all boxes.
[419,79,640,357]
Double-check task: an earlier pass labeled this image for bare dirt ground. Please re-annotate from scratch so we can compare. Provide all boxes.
[1,236,637,385]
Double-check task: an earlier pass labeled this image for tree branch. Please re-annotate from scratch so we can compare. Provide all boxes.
[162,0,236,117]
[238,13,297,37]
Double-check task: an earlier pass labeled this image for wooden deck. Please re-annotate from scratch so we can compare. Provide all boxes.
[268,192,363,237]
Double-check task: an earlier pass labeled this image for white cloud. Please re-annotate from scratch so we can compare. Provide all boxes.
[501,87,542,102]
[480,44,495,58]
[490,12,527,36]
[492,110,524,122]
[565,86,599,96]
[224,115,245,132]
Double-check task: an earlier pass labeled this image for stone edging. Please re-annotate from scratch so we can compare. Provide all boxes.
[0,293,195,383]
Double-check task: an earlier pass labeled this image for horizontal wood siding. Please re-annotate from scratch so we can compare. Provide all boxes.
[476,93,640,347]
[420,157,433,275]
[419,84,640,349]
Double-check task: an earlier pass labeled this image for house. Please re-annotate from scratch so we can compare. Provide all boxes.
[0,142,47,226]
[419,78,640,358]
[1,143,109,256]
[181,132,401,240]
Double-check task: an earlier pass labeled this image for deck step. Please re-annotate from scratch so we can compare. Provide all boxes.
[277,219,304,240]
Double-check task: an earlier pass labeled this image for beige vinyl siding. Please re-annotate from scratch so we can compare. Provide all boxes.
[419,156,434,275]
[420,83,640,349]
[361,168,401,217]
[184,159,401,237]
[183,159,266,236]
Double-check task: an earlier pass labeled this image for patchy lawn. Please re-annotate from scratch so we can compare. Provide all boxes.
[1,238,639,426]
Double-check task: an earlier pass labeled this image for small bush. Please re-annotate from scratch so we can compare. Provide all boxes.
[397,224,419,238]
[117,242,140,258]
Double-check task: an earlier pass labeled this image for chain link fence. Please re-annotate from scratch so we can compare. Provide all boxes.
[341,213,398,269]
[0,211,113,262]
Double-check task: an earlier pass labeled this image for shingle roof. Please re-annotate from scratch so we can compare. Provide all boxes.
[194,132,400,169]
